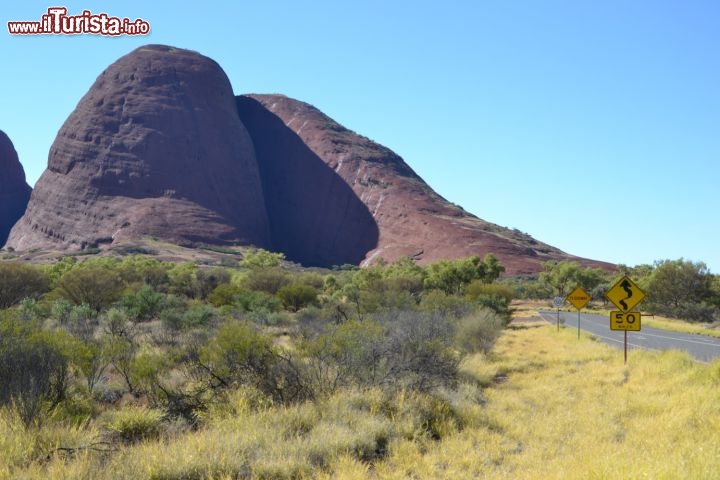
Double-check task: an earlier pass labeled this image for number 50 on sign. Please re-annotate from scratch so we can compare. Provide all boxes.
[610,311,641,331]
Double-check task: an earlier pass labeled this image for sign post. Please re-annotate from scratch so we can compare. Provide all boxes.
[552,296,564,332]
[606,276,646,364]
[566,287,591,339]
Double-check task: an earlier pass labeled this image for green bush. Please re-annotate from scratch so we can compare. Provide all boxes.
[195,267,232,300]
[242,267,290,294]
[0,322,70,426]
[454,308,505,353]
[277,283,319,312]
[0,263,49,309]
[56,265,125,311]
[122,285,165,322]
[67,303,97,341]
[234,290,282,313]
[208,283,243,307]
[181,303,216,328]
[302,310,461,396]
[240,248,285,269]
[198,321,276,387]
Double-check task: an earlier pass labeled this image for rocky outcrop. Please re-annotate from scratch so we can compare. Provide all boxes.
[0,130,32,246]
[7,44,612,275]
[238,94,611,275]
[6,45,270,251]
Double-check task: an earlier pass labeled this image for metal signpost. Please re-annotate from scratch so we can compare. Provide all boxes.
[553,296,564,331]
[606,276,646,363]
[566,287,591,339]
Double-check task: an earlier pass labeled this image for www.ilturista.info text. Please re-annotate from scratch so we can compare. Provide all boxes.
[8,7,150,35]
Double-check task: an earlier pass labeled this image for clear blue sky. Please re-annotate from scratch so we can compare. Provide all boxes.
[2,1,719,272]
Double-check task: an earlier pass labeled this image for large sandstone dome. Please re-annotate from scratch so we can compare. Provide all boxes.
[7,44,613,275]
[0,130,32,246]
[236,95,608,274]
[6,45,270,251]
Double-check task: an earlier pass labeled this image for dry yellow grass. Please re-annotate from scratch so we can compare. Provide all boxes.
[4,321,720,479]
[370,321,720,479]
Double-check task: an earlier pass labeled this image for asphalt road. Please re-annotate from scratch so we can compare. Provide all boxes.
[538,310,720,362]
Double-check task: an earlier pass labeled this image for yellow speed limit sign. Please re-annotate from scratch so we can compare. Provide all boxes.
[610,311,641,331]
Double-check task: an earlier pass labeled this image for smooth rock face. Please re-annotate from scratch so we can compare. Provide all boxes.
[0,130,32,246]
[6,45,270,251]
[6,44,612,275]
[238,94,610,275]
[237,96,379,266]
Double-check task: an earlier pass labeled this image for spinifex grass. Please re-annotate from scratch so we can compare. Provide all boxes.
[371,321,720,479]
[4,322,720,479]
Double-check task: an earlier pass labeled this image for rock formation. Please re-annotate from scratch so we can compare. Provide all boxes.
[0,130,32,246]
[236,95,379,267]
[237,94,610,275]
[7,44,613,275]
[6,45,270,251]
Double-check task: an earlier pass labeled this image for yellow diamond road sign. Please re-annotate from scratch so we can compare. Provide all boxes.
[566,286,591,310]
[610,311,641,331]
[606,276,646,312]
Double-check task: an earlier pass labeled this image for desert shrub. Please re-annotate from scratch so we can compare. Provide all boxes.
[121,285,165,322]
[195,267,232,300]
[67,303,97,341]
[156,294,187,332]
[209,285,281,313]
[208,283,243,307]
[0,262,49,309]
[419,290,474,318]
[50,298,74,325]
[234,290,283,313]
[242,267,290,294]
[197,321,276,389]
[378,310,460,392]
[101,308,134,340]
[240,248,285,269]
[303,319,386,396]
[73,338,109,394]
[668,302,717,323]
[129,350,175,401]
[247,309,292,327]
[645,259,717,322]
[0,323,70,426]
[167,262,201,298]
[506,277,554,300]
[105,336,137,393]
[465,281,514,304]
[103,406,165,443]
[302,310,461,396]
[453,308,505,353]
[117,255,170,288]
[56,265,124,311]
[277,283,319,312]
[15,297,47,322]
[181,303,216,329]
[423,255,508,295]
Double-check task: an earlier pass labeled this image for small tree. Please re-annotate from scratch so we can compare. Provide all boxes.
[0,324,70,427]
[57,265,124,311]
[0,263,49,309]
[646,259,716,321]
[122,285,165,322]
[277,283,319,312]
[540,261,582,297]
[195,321,278,394]
[240,248,285,269]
